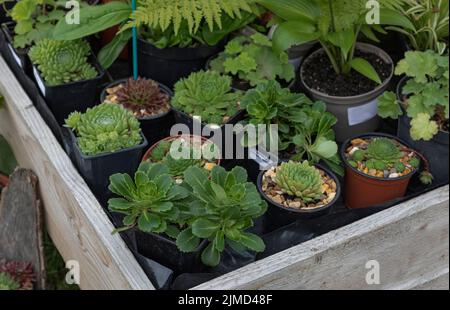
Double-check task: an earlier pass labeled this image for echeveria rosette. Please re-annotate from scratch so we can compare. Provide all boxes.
[29,39,97,86]
[366,138,402,163]
[378,50,449,141]
[108,162,191,236]
[172,70,242,124]
[65,103,142,156]
[275,161,323,203]
[176,166,267,267]
[209,33,295,87]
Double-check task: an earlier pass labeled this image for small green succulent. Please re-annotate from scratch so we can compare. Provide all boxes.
[0,272,20,290]
[172,70,242,124]
[108,162,191,237]
[165,154,202,178]
[275,161,323,203]
[29,39,97,86]
[65,103,142,156]
[366,138,402,165]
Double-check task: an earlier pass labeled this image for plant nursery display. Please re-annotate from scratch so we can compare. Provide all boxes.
[378,50,449,184]
[142,136,221,179]
[172,70,243,125]
[341,133,431,209]
[258,160,340,228]
[209,33,295,89]
[0,0,448,292]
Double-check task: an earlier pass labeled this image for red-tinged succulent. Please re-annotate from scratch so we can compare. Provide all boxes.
[0,260,36,290]
[114,77,170,118]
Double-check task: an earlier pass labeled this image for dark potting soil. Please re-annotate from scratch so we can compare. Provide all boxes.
[302,50,391,97]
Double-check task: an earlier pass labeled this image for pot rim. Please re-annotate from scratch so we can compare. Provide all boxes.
[257,162,341,214]
[142,134,222,165]
[68,129,148,160]
[100,77,173,121]
[340,132,419,182]
[300,42,394,102]
[172,106,245,129]
[396,75,449,136]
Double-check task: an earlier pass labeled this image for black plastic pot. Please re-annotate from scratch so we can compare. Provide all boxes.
[135,230,207,274]
[1,22,31,74]
[257,163,341,230]
[31,55,105,125]
[66,129,148,206]
[396,77,449,186]
[100,78,175,148]
[137,38,226,89]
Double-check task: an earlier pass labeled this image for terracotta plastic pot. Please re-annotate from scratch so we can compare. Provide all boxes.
[142,135,221,166]
[341,133,418,209]
[257,163,341,230]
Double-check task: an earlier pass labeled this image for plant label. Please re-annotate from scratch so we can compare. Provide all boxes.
[249,147,277,170]
[7,44,22,69]
[348,99,378,126]
[33,66,46,97]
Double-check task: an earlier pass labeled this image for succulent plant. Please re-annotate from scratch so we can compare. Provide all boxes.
[165,154,202,177]
[115,77,170,117]
[172,70,242,124]
[65,103,142,156]
[366,138,402,165]
[108,162,191,236]
[149,140,173,162]
[29,39,97,86]
[275,161,323,203]
[0,272,20,290]
[0,260,35,290]
[178,166,267,267]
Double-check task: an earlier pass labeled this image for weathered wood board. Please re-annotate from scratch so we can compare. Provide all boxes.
[0,55,448,290]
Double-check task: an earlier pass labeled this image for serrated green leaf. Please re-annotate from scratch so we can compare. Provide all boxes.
[237,233,265,252]
[378,91,402,119]
[191,218,220,238]
[201,242,221,267]
[176,228,200,253]
[410,113,439,141]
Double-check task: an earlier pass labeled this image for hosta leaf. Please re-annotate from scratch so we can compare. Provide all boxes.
[349,57,382,84]
[176,228,201,253]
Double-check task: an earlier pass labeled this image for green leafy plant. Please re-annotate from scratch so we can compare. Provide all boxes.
[29,38,97,86]
[386,0,449,54]
[114,77,170,117]
[51,1,259,69]
[256,0,415,83]
[3,0,95,49]
[108,162,191,237]
[275,161,323,203]
[177,165,267,267]
[240,81,342,175]
[0,272,20,290]
[378,50,449,141]
[209,33,295,87]
[172,70,242,124]
[65,103,142,156]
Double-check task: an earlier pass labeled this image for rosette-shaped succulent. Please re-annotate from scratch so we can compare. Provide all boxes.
[275,161,323,203]
[29,39,97,86]
[115,77,170,118]
[0,260,35,290]
[172,70,242,124]
[366,138,402,165]
[65,103,142,156]
[165,154,202,177]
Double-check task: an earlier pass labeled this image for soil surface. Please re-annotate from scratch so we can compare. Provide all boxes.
[302,50,391,97]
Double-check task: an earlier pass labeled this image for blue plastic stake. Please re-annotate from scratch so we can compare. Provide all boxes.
[132,0,138,80]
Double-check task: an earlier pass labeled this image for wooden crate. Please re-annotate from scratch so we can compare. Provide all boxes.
[0,56,448,290]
